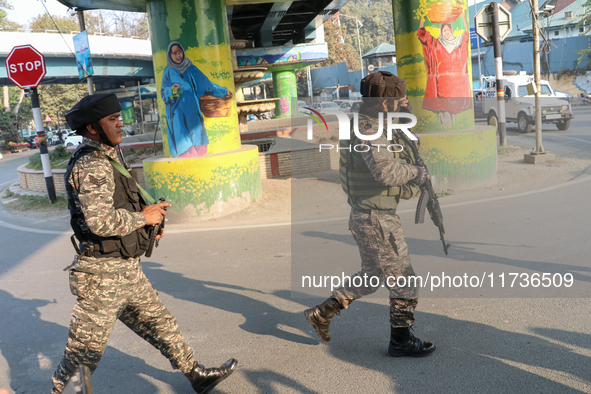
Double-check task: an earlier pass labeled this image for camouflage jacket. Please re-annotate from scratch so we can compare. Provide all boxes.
[345,111,419,211]
[68,138,146,273]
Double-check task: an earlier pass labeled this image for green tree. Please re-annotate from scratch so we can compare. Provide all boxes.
[29,13,79,32]
[38,84,88,129]
[340,0,395,56]
[0,110,19,143]
[0,0,22,29]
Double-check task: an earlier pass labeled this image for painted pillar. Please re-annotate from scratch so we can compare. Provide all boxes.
[144,0,261,221]
[120,100,135,124]
[271,65,298,118]
[391,0,496,191]
[392,0,474,132]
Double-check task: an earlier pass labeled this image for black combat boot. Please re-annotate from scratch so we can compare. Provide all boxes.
[304,298,344,343]
[185,358,238,394]
[388,326,436,357]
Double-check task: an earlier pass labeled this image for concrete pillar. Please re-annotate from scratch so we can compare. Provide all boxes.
[392,0,474,132]
[271,66,298,117]
[144,0,261,221]
[120,100,135,124]
[391,0,496,191]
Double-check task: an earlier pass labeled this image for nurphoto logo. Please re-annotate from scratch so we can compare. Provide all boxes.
[303,107,418,152]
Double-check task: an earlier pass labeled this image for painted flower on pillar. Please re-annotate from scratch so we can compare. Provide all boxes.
[417,1,472,127]
[280,95,290,115]
[161,41,233,157]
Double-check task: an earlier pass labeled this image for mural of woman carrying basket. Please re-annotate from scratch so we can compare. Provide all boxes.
[417,1,471,127]
[161,41,233,157]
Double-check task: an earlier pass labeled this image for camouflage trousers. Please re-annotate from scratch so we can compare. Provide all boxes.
[51,261,195,393]
[332,209,419,328]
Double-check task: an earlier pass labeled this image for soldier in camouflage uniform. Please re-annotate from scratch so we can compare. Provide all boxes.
[51,94,237,394]
[305,72,435,357]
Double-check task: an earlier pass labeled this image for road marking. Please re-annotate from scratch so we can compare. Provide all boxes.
[1,170,591,235]
[0,179,17,189]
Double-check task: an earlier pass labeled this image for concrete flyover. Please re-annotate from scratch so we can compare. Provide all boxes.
[0,30,154,89]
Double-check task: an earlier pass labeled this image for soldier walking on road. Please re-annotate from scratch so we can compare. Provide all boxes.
[305,72,436,357]
[51,94,237,394]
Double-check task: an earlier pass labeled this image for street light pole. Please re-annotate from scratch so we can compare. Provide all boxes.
[340,14,365,78]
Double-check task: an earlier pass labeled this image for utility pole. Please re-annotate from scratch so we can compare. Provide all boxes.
[531,0,545,154]
[77,10,95,95]
[490,2,507,147]
[32,88,57,203]
[473,2,483,87]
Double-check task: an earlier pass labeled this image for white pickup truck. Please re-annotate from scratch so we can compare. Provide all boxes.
[482,72,574,132]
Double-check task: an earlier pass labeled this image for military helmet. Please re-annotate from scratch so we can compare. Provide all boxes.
[65,94,122,133]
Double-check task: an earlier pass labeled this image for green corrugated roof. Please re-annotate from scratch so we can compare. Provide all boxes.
[362,43,396,58]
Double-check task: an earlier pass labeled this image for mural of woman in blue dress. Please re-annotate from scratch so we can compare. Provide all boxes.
[161,41,232,157]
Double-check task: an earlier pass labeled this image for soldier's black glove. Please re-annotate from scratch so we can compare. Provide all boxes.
[409,165,428,186]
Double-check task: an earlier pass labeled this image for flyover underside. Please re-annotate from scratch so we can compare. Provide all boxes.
[58,0,351,47]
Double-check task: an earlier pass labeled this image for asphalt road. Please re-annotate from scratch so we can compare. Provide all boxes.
[1,117,591,393]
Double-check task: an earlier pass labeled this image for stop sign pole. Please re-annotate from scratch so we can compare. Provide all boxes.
[5,45,56,203]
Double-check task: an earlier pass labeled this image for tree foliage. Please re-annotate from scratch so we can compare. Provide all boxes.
[0,0,22,29]
[339,0,395,56]
[29,13,78,32]
[0,110,19,144]
[38,84,89,129]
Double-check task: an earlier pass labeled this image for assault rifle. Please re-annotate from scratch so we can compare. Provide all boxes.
[398,132,450,255]
[145,197,167,258]
[62,365,92,394]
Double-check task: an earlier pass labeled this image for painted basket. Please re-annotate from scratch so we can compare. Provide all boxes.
[427,2,463,24]
[199,95,232,118]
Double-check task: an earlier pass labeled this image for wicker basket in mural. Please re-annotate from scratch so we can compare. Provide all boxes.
[199,95,232,118]
[427,2,463,24]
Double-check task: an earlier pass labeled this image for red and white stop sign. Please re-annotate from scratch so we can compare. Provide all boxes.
[5,45,46,89]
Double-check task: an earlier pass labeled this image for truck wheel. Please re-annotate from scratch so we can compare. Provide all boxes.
[518,113,532,133]
[487,112,498,130]
[556,119,571,131]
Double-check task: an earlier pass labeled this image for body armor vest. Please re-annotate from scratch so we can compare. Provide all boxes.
[65,145,150,258]
[339,117,416,211]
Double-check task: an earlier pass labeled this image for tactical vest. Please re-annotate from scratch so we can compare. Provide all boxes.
[65,145,150,258]
[339,119,416,211]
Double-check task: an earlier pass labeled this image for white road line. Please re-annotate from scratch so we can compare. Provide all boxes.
[2,171,591,235]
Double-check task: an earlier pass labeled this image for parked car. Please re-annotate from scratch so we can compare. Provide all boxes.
[482,73,574,132]
[339,100,363,112]
[297,100,308,113]
[65,134,83,148]
[311,101,340,111]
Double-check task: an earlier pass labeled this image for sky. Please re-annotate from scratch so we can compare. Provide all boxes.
[8,0,70,26]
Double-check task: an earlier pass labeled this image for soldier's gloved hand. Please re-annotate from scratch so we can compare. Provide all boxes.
[409,165,429,186]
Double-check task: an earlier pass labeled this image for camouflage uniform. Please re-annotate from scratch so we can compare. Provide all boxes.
[51,138,195,393]
[333,110,420,328]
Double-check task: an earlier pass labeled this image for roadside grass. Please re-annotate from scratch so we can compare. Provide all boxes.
[4,194,68,212]
[437,189,453,197]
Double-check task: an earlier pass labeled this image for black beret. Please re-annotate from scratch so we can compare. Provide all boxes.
[65,94,122,131]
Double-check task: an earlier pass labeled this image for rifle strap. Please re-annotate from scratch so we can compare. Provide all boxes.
[108,158,156,204]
